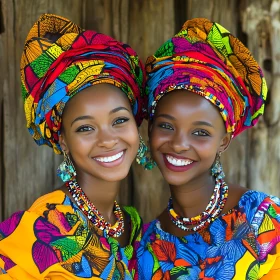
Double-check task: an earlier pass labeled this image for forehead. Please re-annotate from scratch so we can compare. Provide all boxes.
[155,89,223,123]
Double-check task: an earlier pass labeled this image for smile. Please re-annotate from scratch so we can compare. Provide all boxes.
[94,151,124,163]
[166,155,193,167]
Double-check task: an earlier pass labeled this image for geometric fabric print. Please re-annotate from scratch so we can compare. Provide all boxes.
[154,40,175,57]
[59,65,80,85]
[267,205,277,218]
[29,53,53,78]
[50,236,82,262]
[246,261,260,280]
[258,214,275,235]
[46,44,63,60]
[32,240,59,273]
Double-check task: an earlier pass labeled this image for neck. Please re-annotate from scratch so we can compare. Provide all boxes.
[76,172,121,224]
[170,172,215,218]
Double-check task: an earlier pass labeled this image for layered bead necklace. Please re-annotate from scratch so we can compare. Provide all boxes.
[66,178,124,237]
[168,176,228,232]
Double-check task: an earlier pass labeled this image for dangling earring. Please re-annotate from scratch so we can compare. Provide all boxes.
[211,151,225,179]
[136,135,156,170]
[57,151,77,182]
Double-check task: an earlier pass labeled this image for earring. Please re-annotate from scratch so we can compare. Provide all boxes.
[136,135,156,170]
[211,151,225,179]
[57,151,77,182]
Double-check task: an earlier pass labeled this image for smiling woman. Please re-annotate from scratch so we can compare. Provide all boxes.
[0,14,147,279]
[136,18,280,280]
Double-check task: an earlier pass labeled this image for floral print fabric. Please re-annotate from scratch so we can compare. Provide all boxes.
[0,190,142,279]
[136,191,280,279]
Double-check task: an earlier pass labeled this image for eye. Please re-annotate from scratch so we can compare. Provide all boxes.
[113,117,129,126]
[159,123,174,130]
[193,130,210,136]
[76,126,94,132]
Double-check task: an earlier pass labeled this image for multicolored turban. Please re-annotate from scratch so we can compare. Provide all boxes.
[21,14,146,154]
[146,18,267,137]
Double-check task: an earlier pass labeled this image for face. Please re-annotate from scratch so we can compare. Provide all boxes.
[149,89,231,186]
[60,84,139,182]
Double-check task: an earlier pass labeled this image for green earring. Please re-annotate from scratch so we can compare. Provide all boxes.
[57,151,76,182]
[211,151,225,179]
[136,135,156,170]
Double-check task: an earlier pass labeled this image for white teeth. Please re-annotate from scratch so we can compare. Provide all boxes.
[95,151,124,163]
[166,155,193,166]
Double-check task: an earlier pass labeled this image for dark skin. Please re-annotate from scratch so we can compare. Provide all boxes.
[59,84,139,246]
[149,89,247,237]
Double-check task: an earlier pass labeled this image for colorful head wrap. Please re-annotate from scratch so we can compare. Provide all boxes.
[146,18,267,137]
[21,14,146,154]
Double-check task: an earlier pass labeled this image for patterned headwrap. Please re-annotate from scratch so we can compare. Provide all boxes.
[21,14,146,154]
[146,18,267,137]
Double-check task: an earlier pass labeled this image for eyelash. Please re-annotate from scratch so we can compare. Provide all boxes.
[113,117,129,126]
[159,123,174,130]
[76,126,94,132]
[193,130,210,137]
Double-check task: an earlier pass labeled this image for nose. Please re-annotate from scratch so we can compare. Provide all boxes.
[169,131,190,153]
[97,129,119,149]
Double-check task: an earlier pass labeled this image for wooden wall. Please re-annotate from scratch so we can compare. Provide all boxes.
[0,0,279,222]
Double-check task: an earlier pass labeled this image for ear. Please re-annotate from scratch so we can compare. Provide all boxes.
[59,134,69,153]
[219,133,232,153]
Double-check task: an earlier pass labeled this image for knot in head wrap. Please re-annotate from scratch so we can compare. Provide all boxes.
[146,18,267,137]
[21,14,146,154]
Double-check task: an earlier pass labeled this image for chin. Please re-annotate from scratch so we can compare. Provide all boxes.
[157,165,193,186]
[162,174,189,186]
[100,169,130,182]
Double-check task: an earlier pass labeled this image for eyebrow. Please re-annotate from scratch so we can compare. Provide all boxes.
[193,121,214,128]
[71,107,130,126]
[71,115,94,126]
[155,114,177,121]
[110,106,130,114]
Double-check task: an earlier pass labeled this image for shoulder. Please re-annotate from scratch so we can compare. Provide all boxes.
[28,189,70,215]
[236,190,272,222]
[0,190,70,236]
[0,190,84,243]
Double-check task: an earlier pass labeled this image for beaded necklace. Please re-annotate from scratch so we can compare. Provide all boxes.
[168,177,228,232]
[66,179,124,237]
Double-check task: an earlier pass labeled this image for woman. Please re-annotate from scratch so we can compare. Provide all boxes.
[0,14,147,279]
[137,18,280,279]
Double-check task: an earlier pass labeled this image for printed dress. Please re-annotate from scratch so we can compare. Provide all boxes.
[0,190,142,279]
[136,191,280,279]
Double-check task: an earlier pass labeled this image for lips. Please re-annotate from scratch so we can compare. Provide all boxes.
[163,153,196,172]
[93,150,126,167]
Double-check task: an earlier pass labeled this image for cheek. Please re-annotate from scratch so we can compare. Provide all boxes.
[192,138,219,158]
[149,129,169,153]
[120,123,139,150]
[65,132,96,155]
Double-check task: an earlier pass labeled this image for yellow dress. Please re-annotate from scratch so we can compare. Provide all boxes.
[0,190,142,279]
